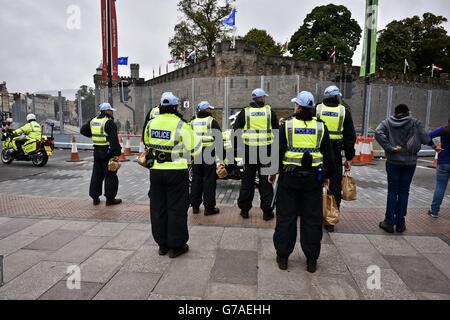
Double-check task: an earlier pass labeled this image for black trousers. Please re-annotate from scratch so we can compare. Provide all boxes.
[89,149,118,200]
[238,164,274,213]
[190,163,217,209]
[149,169,189,249]
[273,172,323,261]
[330,143,344,208]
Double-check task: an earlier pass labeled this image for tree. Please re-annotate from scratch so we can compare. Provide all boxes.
[76,85,96,122]
[378,13,450,75]
[243,28,284,56]
[169,0,235,64]
[288,4,362,64]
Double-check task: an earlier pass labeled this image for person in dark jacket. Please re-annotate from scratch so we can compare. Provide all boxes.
[428,113,450,218]
[375,104,432,233]
[273,91,335,273]
[190,101,223,216]
[81,103,122,206]
[233,88,279,221]
[316,86,356,232]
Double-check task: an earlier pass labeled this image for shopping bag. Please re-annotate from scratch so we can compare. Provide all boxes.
[108,159,122,172]
[341,171,357,201]
[137,149,150,169]
[323,187,340,226]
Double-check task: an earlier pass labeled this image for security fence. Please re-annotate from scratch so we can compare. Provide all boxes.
[4,75,449,137]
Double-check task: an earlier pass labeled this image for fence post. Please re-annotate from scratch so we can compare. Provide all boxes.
[0,255,3,287]
[58,91,64,134]
[386,86,393,118]
[223,77,229,130]
[32,94,36,115]
[191,78,196,118]
[260,76,265,91]
[315,83,320,103]
[364,85,372,136]
[426,90,432,131]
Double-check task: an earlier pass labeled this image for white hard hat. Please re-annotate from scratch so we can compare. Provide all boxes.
[26,114,37,121]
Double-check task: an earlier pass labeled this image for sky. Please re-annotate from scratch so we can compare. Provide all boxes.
[1,0,449,93]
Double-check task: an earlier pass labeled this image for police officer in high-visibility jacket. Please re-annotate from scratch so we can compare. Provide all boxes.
[273,91,335,273]
[233,88,279,221]
[316,86,356,232]
[81,103,122,206]
[13,114,42,151]
[190,101,222,216]
[141,106,161,142]
[144,92,201,259]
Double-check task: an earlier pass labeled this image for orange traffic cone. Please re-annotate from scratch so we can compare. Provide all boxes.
[118,134,130,162]
[135,141,145,162]
[429,144,440,169]
[67,136,82,162]
[359,136,375,165]
[124,131,132,156]
[352,135,364,166]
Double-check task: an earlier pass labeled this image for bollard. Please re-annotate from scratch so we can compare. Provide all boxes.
[0,255,4,287]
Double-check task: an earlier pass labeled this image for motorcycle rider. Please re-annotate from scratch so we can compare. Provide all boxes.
[12,114,42,153]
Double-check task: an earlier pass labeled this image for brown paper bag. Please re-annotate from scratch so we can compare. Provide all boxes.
[108,159,122,172]
[137,149,149,168]
[323,187,340,226]
[341,171,357,201]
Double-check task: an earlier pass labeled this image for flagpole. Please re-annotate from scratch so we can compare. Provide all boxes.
[361,0,373,138]
[107,0,113,107]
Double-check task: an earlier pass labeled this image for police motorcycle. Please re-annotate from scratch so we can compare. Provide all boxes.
[1,122,55,167]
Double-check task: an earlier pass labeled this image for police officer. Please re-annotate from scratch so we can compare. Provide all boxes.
[273,91,335,273]
[316,86,356,232]
[81,103,122,206]
[13,114,42,152]
[144,92,201,258]
[190,101,222,216]
[233,88,279,221]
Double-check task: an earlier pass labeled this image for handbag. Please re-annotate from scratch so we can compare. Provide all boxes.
[323,186,340,226]
[137,148,150,168]
[108,159,122,172]
[341,171,357,201]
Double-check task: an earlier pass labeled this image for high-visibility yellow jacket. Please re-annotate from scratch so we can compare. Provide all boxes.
[144,113,201,170]
[242,105,273,146]
[150,106,160,119]
[14,120,42,140]
[90,117,110,147]
[282,118,325,167]
[316,103,346,140]
[190,116,215,148]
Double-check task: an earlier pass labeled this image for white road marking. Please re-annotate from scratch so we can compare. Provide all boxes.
[417,166,434,171]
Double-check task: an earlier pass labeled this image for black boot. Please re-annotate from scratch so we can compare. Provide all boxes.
[169,244,189,259]
[324,225,335,233]
[158,246,169,256]
[106,199,122,206]
[205,207,220,216]
[263,211,275,221]
[396,225,406,233]
[240,210,249,219]
[307,259,317,273]
[192,207,200,214]
[379,221,394,234]
[276,256,288,271]
[93,198,100,206]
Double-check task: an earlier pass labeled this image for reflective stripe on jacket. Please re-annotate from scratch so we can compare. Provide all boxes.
[316,103,346,140]
[283,118,325,167]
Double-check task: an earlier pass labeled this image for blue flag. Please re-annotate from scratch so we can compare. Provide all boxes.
[118,57,129,65]
[223,9,236,28]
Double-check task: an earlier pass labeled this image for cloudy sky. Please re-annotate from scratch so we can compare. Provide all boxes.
[1,0,449,93]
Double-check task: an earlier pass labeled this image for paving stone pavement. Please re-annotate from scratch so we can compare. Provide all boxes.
[0,217,448,300]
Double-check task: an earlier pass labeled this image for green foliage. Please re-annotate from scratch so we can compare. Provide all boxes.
[169,0,235,64]
[378,13,450,75]
[289,4,362,64]
[243,28,284,56]
[76,85,96,120]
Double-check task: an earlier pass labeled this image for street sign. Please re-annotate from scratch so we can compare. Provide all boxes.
[183,101,190,110]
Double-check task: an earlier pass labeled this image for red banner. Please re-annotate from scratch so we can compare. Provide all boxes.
[101,0,108,80]
[110,0,119,81]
